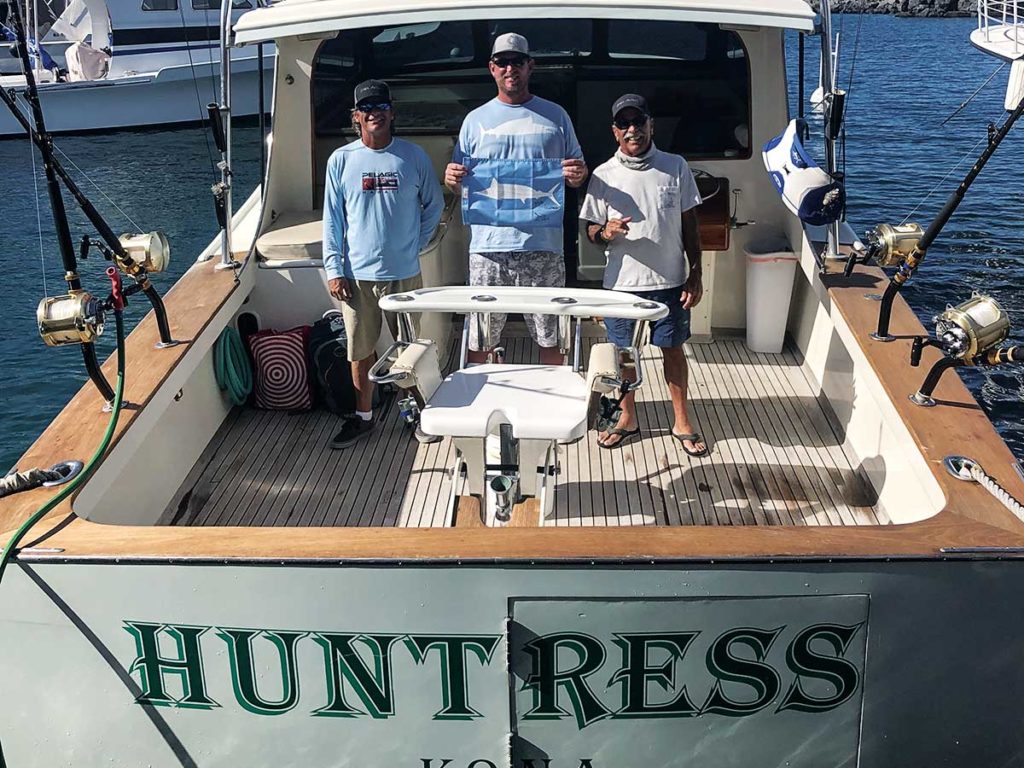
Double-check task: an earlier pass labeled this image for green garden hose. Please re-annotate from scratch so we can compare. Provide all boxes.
[0,312,126,768]
[0,311,126,588]
[214,326,252,406]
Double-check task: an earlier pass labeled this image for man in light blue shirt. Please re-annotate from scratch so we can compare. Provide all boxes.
[323,79,443,448]
[445,32,588,365]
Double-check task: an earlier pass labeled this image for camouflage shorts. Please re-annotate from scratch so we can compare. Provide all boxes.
[468,250,566,351]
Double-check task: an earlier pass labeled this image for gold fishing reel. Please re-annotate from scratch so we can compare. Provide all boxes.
[935,293,1009,361]
[37,290,105,347]
[867,222,924,267]
[117,231,171,274]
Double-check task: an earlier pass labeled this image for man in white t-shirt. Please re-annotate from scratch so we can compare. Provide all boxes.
[579,94,708,455]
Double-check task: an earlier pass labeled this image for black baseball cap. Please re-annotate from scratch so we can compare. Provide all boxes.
[354,79,391,105]
[611,93,648,118]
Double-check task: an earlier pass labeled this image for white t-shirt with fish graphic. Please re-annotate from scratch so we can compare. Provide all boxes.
[454,96,583,255]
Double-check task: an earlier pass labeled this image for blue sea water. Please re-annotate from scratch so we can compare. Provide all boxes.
[0,14,1022,473]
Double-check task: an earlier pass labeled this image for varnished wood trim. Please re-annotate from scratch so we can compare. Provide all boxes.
[4,254,1024,561]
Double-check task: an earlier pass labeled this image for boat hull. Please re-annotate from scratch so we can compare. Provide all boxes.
[1,558,1021,766]
[0,56,272,137]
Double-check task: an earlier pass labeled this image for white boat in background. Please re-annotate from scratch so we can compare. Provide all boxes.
[0,0,272,136]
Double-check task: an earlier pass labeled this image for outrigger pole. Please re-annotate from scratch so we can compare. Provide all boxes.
[873,89,1024,341]
[205,0,236,271]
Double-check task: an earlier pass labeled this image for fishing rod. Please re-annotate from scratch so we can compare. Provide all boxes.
[1,0,178,402]
[3,3,115,402]
[849,82,1024,341]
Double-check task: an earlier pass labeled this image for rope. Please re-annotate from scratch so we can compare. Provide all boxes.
[214,326,252,406]
[951,458,1024,520]
[969,463,1024,520]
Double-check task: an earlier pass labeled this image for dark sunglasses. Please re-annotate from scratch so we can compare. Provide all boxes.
[614,113,649,130]
[356,102,392,113]
[491,55,528,69]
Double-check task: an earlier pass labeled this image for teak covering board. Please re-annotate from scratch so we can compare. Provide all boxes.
[2,257,1024,560]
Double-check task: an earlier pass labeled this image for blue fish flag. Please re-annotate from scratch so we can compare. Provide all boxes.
[462,157,564,227]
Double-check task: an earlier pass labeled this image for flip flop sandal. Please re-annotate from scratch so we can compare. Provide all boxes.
[672,431,709,457]
[598,426,641,450]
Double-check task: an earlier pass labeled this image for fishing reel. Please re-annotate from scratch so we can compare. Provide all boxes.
[78,230,171,276]
[843,222,924,277]
[37,267,128,347]
[909,293,1017,406]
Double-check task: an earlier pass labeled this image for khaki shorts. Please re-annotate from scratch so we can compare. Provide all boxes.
[340,274,423,362]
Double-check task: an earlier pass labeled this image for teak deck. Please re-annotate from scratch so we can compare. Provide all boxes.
[166,330,883,529]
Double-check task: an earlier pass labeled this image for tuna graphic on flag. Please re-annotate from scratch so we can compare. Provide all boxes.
[461,158,564,227]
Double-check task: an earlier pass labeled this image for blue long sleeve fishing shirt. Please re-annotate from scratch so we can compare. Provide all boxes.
[322,137,444,281]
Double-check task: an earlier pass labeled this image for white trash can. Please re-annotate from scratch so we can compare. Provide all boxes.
[745,235,797,354]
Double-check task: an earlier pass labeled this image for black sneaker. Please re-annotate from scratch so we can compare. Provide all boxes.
[329,416,377,449]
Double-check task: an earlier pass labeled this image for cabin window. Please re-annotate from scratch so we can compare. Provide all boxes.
[312,18,750,160]
[486,20,592,57]
[371,22,475,69]
[191,0,252,8]
[141,0,177,11]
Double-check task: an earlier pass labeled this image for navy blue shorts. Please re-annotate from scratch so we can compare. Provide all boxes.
[604,286,691,349]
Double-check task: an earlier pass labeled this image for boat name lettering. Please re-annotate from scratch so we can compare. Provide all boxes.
[123,621,863,726]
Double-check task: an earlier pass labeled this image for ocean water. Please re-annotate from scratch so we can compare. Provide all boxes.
[0,14,1022,473]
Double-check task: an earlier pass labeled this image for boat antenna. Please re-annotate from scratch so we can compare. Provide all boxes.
[0,0,180,402]
[204,0,238,273]
[866,80,1024,341]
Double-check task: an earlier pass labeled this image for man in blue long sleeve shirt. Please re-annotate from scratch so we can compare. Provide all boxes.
[323,79,443,448]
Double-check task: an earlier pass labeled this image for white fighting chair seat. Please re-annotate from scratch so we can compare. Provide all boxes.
[421,364,590,442]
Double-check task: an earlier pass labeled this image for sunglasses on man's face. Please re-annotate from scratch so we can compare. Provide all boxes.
[491,55,528,69]
[614,114,649,130]
[356,102,392,113]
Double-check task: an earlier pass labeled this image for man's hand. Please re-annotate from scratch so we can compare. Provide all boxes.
[562,158,588,188]
[681,269,703,310]
[328,277,352,302]
[444,163,467,190]
[603,217,632,241]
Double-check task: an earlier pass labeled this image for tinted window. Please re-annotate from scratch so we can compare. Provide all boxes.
[371,22,474,68]
[486,19,591,56]
[192,0,252,8]
[609,20,706,59]
[141,0,178,11]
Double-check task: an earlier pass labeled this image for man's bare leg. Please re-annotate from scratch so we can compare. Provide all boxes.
[597,358,638,447]
[352,353,376,414]
[663,346,706,454]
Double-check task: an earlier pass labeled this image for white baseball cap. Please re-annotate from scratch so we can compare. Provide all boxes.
[491,32,530,57]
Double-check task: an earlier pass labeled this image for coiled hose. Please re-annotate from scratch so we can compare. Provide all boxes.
[214,326,252,406]
[0,311,127,768]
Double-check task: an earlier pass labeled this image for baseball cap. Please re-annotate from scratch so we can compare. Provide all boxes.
[491,32,530,57]
[354,79,391,105]
[611,93,649,118]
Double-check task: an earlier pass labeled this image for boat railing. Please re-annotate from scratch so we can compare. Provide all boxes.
[978,0,1023,56]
